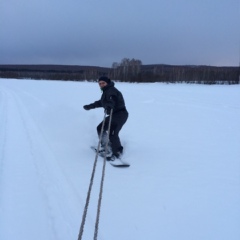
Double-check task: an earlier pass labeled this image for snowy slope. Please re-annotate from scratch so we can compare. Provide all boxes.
[0,79,239,240]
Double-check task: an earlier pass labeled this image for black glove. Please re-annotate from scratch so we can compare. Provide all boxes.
[83,104,94,110]
[104,103,113,115]
[105,107,111,115]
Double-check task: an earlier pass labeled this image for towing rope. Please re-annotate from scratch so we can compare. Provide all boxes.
[78,110,113,240]
[94,109,113,239]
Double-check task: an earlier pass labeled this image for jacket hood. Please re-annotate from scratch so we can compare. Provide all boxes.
[101,81,115,91]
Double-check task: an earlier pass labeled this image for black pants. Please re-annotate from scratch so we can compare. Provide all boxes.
[97,110,128,154]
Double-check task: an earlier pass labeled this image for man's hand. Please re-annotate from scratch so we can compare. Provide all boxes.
[105,106,112,115]
[83,104,94,110]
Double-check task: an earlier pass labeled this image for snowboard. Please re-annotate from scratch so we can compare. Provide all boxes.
[90,146,130,168]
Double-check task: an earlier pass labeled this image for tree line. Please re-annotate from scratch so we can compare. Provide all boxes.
[0,59,239,84]
[109,58,239,84]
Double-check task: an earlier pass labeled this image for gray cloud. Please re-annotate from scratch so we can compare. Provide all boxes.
[1,0,239,67]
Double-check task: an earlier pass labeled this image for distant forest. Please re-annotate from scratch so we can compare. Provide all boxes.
[0,58,239,84]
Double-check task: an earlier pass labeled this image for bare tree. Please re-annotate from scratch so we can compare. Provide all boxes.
[111,58,142,81]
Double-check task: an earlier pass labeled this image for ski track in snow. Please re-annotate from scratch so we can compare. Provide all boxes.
[0,85,83,239]
[0,89,8,192]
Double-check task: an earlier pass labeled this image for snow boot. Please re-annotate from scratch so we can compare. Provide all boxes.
[106,151,122,161]
[98,146,112,157]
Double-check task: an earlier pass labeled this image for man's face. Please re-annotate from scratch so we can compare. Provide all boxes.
[98,81,107,88]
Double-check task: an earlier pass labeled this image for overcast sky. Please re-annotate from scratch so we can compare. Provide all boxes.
[1,0,239,67]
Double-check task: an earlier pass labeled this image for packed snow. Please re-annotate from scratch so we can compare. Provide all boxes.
[0,78,239,240]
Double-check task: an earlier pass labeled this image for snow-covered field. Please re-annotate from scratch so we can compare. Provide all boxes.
[0,78,239,240]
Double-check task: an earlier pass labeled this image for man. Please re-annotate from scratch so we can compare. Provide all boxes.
[83,76,128,161]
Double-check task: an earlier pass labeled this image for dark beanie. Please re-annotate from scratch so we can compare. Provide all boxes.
[98,76,111,84]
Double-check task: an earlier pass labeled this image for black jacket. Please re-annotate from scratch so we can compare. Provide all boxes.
[91,82,126,113]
